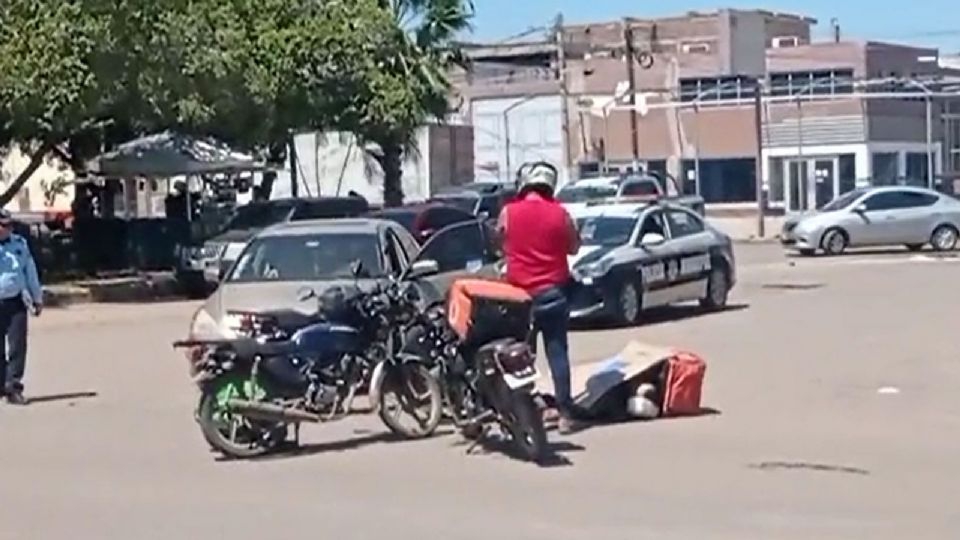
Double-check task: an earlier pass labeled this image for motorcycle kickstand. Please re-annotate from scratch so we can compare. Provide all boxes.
[464,425,491,455]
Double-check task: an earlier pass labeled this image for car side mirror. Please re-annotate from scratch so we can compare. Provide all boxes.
[640,232,666,247]
[350,259,367,278]
[477,211,490,220]
[853,203,868,213]
[297,286,317,302]
[406,259,440,280]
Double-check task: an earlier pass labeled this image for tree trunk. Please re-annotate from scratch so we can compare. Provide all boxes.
[0,141,57,206]
[381,142,404,207]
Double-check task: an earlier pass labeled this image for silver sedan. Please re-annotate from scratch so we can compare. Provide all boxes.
[781,186,960,255]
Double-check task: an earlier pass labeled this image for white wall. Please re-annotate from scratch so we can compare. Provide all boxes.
[1,145,76,212]
[273,130,432,204]
[471,95,568,185]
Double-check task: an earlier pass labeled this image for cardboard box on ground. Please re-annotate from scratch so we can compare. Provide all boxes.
[535,341,707,421]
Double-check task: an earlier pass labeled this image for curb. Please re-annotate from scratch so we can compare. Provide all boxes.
[44,273,184,308]
[732,236,781,244]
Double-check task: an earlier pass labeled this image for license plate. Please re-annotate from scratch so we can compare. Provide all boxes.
[503,367,540,389]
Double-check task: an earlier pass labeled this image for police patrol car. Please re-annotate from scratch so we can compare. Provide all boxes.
[567,198,736,324]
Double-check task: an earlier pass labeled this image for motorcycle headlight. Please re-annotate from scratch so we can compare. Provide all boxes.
[574,258,613,282]
[222,311,275,338]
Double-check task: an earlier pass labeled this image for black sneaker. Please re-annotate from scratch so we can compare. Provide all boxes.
[5,391,27,405]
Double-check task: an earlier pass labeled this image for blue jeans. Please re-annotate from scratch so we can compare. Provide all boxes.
[0,297,27,394]
[529,285,572,413]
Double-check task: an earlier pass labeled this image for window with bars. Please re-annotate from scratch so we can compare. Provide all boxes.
[768,69,855,97]
[678,75,757,102]
[948,117,960,172]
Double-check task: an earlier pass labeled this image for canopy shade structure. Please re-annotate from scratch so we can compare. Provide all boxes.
[86,131,266,178]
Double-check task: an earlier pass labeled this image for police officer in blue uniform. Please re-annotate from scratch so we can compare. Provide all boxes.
[0,210,42,405]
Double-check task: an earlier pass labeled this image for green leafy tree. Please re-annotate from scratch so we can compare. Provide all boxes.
[0,0,399,204]
[359,0,474,206]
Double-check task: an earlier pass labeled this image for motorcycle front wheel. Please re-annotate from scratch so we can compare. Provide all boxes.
[506,392,548,463]
[376,362,443,439]
[196,377,284,459]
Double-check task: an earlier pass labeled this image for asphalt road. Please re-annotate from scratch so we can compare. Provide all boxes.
[3,244,960,540]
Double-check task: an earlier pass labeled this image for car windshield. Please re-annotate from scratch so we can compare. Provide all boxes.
[227,233,383,282]
[226,202,294,230]
[577,216,637,247]
[820,189,867,211]
[557,185,618,203]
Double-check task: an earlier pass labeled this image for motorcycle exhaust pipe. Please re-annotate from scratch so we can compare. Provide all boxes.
[225,399,321,424]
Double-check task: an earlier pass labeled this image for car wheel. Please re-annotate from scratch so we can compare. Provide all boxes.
[905,243,925,252]
[699,265,729,311]
[930,225,959,252]
[611,278,642,326]
[821,228,848,256]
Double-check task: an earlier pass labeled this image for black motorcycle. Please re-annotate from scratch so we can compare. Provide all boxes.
[174,261,443,459]
[403,281,548,463]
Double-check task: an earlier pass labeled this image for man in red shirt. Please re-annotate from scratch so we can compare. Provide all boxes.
[497,162,580,433]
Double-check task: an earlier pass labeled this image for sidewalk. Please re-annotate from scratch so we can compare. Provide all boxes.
[44,272,183,307]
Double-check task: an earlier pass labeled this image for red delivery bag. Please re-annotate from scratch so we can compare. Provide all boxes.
[661,351,706,416]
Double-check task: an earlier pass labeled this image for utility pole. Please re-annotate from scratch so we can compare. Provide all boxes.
[555,13,571,180]
[503,112,512,183]
[753,81,765,238]
[622,18,641,170]
[288,130,299,198]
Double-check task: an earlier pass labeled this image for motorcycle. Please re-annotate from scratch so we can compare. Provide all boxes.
[403,279,548,463]
[173,260,443,459]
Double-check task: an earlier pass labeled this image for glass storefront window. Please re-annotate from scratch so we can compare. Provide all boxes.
[871,153,898,186]
[838,154,856,194]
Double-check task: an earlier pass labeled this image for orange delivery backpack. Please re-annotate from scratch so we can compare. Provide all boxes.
[446,278,533,348]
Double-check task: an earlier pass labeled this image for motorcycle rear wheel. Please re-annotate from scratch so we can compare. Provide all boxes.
[197,381,283,459]
[377,363,443,439]
[507,392,548,463]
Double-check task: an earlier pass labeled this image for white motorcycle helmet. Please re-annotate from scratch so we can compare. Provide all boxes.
[516,161,559,195]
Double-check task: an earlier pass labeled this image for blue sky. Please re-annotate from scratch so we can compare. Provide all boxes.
[469,1,960,53]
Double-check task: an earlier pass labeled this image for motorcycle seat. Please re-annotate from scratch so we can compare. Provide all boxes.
[228,338,295,359]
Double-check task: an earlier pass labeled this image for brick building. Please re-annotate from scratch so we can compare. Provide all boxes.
[455,8,960,218]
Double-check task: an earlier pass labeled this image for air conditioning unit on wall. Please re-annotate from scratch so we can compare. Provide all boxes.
[772,36,801,48]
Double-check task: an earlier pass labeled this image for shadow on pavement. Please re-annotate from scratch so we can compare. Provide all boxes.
[573,303,749,332]
[453,434,585,468]
[549,406,723,438]
[786,247,959,259]
[230,427,458,463]
[24,391,99,405]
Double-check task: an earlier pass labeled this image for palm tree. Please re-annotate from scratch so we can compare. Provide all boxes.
[370,0,473,207]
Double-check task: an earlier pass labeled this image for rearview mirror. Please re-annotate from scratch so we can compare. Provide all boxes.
[406,259,440,280]
[640,232,666,247]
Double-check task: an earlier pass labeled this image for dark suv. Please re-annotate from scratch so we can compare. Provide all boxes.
[177,197,368,294]
[431,182,517,223]
[369,203,477,243]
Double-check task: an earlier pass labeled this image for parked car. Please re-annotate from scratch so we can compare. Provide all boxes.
[368,203,477,243]
[566,200,735,325]
[177,196,369,293]
[780,186,960,256]
[557,173,705,216]
[431,182,517,221]
[187,218,501,340]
